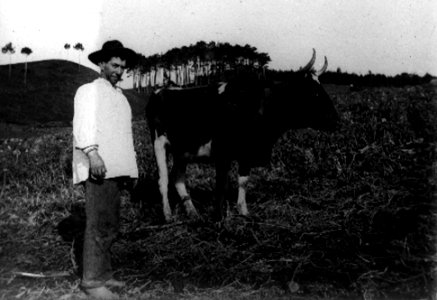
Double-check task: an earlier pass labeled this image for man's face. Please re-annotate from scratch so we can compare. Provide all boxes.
[99,57,127,86]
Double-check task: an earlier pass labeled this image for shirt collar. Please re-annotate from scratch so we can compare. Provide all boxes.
[96,77,122,93]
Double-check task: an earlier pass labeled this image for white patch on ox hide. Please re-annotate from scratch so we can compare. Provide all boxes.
[154,133,172,222]
[237,176,249,216]
[197,140,212,157]
[175,181,189,199]
[167,86,184,91]
[218,82,228,94]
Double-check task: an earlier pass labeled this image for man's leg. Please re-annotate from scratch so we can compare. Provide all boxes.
[81,178,121,290]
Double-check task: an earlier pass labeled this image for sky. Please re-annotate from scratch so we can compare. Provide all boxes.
[1,0,436,81]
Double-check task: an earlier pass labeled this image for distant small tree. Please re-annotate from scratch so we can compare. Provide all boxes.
[73,42,84,70]
[2,42,16,79]
[64,43,71,60]
[21,47,32,86]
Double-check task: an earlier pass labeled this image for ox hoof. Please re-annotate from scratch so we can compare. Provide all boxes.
[185,206,201,222]
[164,213,175,223]
[186,208,200,219]
[213,217,231,230]
[211,211,227,224]
[237,204,249,216]
[163,204,175,222]
[183,199,200,220]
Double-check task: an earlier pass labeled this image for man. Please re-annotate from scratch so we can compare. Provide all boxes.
[72,40,138,299]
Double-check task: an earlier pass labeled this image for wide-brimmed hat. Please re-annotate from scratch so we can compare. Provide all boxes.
[88,40,137,67]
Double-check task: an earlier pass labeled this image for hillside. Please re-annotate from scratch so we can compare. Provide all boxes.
[0,60,147,126]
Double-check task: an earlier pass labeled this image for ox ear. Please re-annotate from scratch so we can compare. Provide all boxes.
[300,48,316,73]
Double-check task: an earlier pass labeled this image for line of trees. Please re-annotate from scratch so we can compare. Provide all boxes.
[1,41,85,86]
[2,39,433,89]
[2,40,270,89]
[319,69,433,88]
[137,41,270,69]
[132,41,271,89]
[2,42,33,86]
[264,67,433,88]
[130,41,433,90]
[63,42,84,68]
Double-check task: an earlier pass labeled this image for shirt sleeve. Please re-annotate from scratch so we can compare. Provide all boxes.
[73,84,98,149]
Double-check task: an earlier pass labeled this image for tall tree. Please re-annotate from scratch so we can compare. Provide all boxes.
[21,47,32,86]
[64,43,71,60]
[73,42,84,70]
[2,42,16,79]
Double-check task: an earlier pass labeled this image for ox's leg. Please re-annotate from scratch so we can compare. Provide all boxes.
[237,164,250,216]
[172,157,199,219]
[237,176,249,216]
[214,157,231,222]
[154,134,172,222]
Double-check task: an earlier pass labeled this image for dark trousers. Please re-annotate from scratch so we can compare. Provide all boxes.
[81,178,122,289]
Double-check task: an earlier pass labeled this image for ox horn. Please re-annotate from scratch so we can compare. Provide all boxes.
[300,48,316,72]
[316,56,328,76]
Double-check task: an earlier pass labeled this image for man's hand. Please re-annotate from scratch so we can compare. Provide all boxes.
[87,150,107,179]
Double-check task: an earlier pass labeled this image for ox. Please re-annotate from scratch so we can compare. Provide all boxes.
[146,49,339,222]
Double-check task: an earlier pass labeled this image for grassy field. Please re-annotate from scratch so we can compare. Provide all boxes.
[0,64,436,299]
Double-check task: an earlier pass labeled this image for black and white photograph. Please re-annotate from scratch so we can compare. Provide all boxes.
[0,0,436,299]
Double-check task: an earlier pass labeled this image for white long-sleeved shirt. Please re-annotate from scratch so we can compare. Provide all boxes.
[72,78,138,184]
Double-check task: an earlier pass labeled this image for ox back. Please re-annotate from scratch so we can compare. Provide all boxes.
[146,51,339,222]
